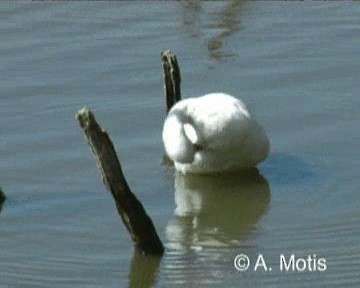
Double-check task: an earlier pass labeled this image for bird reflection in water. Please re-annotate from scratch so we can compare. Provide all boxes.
[166,168,270,250]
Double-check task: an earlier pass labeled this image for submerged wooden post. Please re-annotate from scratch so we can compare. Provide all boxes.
[161,50,182,113]
[76,108,164,256]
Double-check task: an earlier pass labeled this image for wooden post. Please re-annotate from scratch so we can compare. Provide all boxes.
[76,108,164,256]
[0,187,5,200]
[0,187,5,212]
[161,50,182,113]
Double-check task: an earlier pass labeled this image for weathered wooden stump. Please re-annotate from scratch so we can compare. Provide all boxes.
[161,50,182,113]
[0,187,5,203]
[0,187,6,213]
[76,108,164,256]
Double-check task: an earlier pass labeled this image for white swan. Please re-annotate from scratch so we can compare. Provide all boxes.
[162,93,270,174]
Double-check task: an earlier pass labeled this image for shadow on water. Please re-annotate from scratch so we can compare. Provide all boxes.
[260,153,318,187]
[179,0,247,61]
[166,168,270,250]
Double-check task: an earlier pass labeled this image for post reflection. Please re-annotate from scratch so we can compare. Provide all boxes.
[166,169,270,250]
[179,0,247,61]
[128,251,162,288]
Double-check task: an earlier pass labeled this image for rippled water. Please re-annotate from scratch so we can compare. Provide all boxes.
[1,1,359,287]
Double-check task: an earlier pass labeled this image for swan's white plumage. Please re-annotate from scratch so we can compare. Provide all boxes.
[162,93,270,174]
[183,123,199,145]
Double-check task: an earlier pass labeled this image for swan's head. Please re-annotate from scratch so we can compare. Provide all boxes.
[162,108,200,164]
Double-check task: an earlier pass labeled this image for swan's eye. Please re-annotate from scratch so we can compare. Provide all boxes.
[194,144,203,151]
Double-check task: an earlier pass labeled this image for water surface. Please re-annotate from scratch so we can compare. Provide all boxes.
[1,1,359,287]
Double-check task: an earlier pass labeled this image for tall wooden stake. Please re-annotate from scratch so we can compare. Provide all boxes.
[161,50,182,113]
[76,108,164,256]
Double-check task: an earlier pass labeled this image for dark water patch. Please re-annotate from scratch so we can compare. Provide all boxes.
[260,153,319,188]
